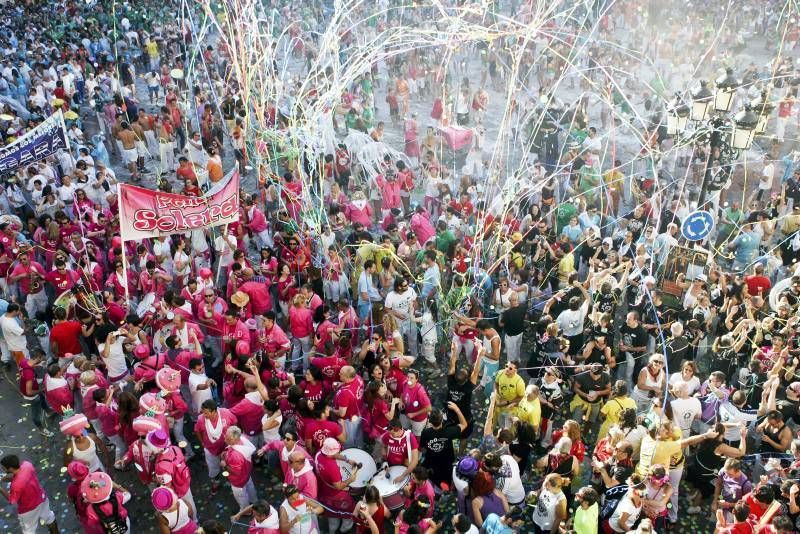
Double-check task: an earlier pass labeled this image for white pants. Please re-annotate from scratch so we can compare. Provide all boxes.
[231,478,257,511]
[18,498,55,534]
[160,141,175,173]
[182,488,197,519]
[144,130,159,157]
[205,449,221,479]
[421,340,436,364]
[109,434,127,462]
[25,290,48,318]
[400,414,428,437]
[504,332,523,364]
[668,465,683,523]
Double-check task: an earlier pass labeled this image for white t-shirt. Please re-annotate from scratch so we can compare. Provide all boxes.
[609,494,641,532]
[669,397,702,438]
[0,314,26,351]
[760,163,774,190]
[499,454,526,504]
[384,288,417,323]
[262,413,283,443]
[214,235,237,267]
[717,402,758,441]
[668,372,700,396]
[188,372,213,414]
[556,308,586,337]
[98,338,128,379]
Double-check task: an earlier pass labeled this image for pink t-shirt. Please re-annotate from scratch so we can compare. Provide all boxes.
[334,376,364,419]
[231,392,266,438]
[380,430,418,466]
[260,324,291,354]
[401,383,431,422]
[304,419,342,452]
[9,461,46,514]
[289,306,313,338]
[315,452,353,511]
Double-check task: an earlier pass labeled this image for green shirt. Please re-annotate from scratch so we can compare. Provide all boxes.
[574,503,599,534]
[436,229,455,254]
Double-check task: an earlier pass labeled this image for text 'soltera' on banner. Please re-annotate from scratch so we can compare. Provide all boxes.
[118,169,240,241]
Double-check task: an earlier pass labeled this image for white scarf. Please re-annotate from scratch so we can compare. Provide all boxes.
[46,375,68,391]
[290,459,313,479]
[231,437,256,460]
[205,413,225,443]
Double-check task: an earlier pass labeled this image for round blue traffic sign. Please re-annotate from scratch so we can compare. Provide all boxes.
[681,210,715,241]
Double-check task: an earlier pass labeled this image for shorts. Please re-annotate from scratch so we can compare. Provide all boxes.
[123,147,138,164]
[18,499,55,534]
[135,141,148,158]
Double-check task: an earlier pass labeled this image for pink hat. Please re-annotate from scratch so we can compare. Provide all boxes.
[146,429,171,450]
[67,460,89,482]
[59,412,89,437]
[199,267,213,278]
[244,318,258,330]
[151,486,176,512]
[133,344,150,359]
[235,340,250,356]
[81,471,113,504]
[321,437,341,456]
[155,368,181,392]
[139,392,167,415]
[132,415,162,436]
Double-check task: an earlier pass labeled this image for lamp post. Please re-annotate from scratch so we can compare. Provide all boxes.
[672,70,763,208]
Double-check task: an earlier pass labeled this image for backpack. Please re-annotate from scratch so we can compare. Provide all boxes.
[155,446,191,494]
[92,491,128,533]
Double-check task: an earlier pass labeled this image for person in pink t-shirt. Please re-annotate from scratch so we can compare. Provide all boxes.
[0,456,57,534]
[258,311,291,370]
[380,419,420,484]
[288,295,313,373]
[230,365,270,449]
[375,169,403,218]
[314,438,358,533]
[193,399,238,494]
[334,366,365,449]
[221,426,258,511]
[303,400,346,454]
[399,369,432,436]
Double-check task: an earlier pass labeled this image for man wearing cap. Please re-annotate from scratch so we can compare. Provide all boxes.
[148,429,196,519]
[0,455,58,534]
[194,399,238,494]
[314,437,358,532]
[221,425,258,511]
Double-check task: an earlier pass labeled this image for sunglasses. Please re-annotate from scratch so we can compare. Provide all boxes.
[283,436,295,441]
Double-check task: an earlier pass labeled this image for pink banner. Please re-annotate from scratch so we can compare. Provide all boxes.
[119,170,240,241]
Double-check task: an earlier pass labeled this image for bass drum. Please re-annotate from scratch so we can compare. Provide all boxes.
[336,448,377,498]
[770,276,793,311]
[53,289,76,318]
[152,324,175,353]
[370,465,409,511]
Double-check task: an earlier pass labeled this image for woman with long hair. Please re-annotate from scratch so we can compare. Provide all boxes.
[353,485,389,534]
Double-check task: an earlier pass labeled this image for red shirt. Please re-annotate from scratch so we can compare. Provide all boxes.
[50,320,84,358]
[304,419,342,452]
[380,430,418,466]
[334,376,364,419]
[8,461,46,514]
[18,358,39,399]
[744,275,771,297]
[45,269,80,292]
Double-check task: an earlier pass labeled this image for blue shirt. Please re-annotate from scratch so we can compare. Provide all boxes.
[730,230,761,266]
[421,263,440,299]
[482,513,512,534]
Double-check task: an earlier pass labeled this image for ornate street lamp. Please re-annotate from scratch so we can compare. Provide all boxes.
[691,81,714,122]
[666,97,690,136]
[713,68,739,113]
[730,106,759,151]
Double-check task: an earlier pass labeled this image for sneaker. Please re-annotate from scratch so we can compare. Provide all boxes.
[39,428,54,438]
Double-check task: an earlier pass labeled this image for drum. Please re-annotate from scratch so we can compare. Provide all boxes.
[370,465,409,511]
[770,276,792,311]
[136,292,157,318]
[54,289,75,317]
[153,324,174,353]
[337,448,376,498]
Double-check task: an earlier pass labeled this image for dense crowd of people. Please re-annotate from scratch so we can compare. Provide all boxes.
[1,0,800,533]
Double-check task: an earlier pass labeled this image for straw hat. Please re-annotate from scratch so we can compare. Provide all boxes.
[60,412,89,437]
[132,415,162,436]
[138,393,167,415]
[151,486,177,512]
[155,368,181,393]
[230,291,249,308]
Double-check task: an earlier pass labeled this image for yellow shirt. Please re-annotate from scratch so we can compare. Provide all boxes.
[146,41,158,58]
[558,253,575,284]
[636,427,682,475]
[495,372,525,406]
[515,396,541,429]
[598,396,637,439]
